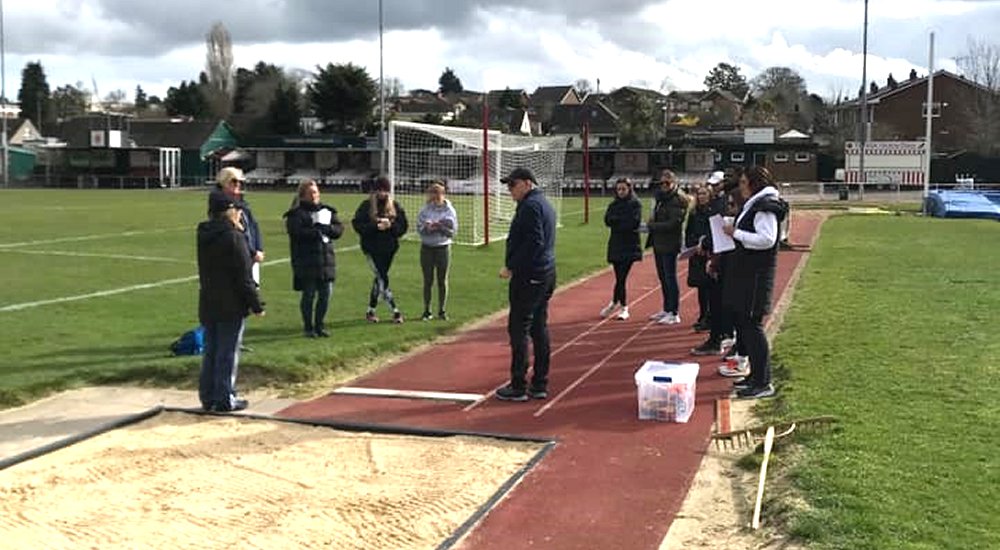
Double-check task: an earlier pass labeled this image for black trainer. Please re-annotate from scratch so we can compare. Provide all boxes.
[421,311,433,321]
[315,329,330,338]
[209,398,249,412]
[438,311,449,321]
[732,377,754,390]
[692,319,711,332]
[495,384,529,402]
[736,384,776,400]
[691,339,723,356]
[528,386,549,400]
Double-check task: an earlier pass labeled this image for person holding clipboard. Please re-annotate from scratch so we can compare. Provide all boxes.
[284,180,344,338]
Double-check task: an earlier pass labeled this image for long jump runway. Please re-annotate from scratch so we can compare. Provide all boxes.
[281,213,824,549]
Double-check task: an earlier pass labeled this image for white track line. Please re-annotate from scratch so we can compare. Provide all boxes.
[0,227,189,249]
[0,249,194,264]
[463,264,688,412]
[332,387,484,403]
[533,287,697,417]
[0,245,361,313]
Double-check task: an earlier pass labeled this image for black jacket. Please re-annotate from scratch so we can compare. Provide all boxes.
[724,193,789,317]
[284,201,344,288]
[685,202,716,248]
[645,188,688,254]
[197,218,264,323]
[506,188,557,279]
[604,194,643,263]
[352,198,408,256]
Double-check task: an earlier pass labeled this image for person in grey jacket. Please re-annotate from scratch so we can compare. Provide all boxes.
[416,180,459,321]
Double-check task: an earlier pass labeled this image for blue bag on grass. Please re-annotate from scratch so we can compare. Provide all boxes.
[170,326,205,356]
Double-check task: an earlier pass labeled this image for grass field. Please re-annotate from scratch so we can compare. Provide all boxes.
[761,214,1000,549]
[0,189,615,409]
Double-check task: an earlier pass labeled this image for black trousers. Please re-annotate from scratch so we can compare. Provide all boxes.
[507,271,557,391]
[735,313,770,387]
[611,260,635,305]
[697,286,711,322]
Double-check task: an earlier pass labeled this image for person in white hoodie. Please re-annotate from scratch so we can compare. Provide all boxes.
[722,166,788,400]
[416,181,459,321]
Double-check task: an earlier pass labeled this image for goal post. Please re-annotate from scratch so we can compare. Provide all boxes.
[388,120,567,246]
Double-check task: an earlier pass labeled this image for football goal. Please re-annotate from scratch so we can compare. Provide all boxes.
[388,120,568,246]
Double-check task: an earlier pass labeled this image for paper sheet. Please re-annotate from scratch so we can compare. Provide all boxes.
[251,262,261,285]
[709,215,736,254]
[312,208,332,225]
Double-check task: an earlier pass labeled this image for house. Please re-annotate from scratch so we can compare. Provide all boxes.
[832,70,991,154]
[529,85,582,130]
[664,89,744,127]
[683,126,818,182]
[547,102,620,148]
[4,118,42,146]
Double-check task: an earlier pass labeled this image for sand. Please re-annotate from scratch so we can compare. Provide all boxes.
[0,411,543,550]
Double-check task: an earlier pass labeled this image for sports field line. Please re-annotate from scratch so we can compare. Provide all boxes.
[533,287,697,417]
[0,249,195,264]
[0,245,361,313]
[0,227,190,249]
[462,265,682,412]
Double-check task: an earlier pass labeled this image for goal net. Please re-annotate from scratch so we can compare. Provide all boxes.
[388,120,567,246]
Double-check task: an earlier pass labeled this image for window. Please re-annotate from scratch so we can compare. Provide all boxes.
[795,152,811,163]
[730,152,745,163]
[774,153,789,163]
[922,102,942,118]
[713,151,722,163]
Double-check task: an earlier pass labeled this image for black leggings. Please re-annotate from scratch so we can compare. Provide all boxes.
[366,251,398,310]
[697,286,711,322]
[611,260,635,304]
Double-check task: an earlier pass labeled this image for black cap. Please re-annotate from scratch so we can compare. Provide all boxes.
[500,167,536,185]
[208,189,238,214]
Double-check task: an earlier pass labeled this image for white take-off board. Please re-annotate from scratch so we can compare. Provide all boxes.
[844,141,926,186]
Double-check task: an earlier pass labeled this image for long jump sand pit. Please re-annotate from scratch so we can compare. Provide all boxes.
[0,410,549,549]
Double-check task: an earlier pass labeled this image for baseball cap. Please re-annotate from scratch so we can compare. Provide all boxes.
[500,167,536,185]
[208,189,238,214]
[707,171,725,185]
[217,166,246,186]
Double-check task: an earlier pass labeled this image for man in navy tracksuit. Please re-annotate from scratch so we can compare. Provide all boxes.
[496,167,557,402]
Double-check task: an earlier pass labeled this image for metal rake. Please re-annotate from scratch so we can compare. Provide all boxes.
[711,415,839,452]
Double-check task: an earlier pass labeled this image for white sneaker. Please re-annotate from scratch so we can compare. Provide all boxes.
[616,307,630,320]
[721,336,736,349]
[649,310,668,321]
[718,356,750,377]
[600,301,620,318]
[657,313,682,325]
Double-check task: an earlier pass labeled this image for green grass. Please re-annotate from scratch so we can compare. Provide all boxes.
[760,214,1000,549]
[0,189,613,409]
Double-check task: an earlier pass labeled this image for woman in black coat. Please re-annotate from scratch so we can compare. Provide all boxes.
[722,166,788,399]
[284,180,344,337]
[601,177,643,320]
[685,184,717,331]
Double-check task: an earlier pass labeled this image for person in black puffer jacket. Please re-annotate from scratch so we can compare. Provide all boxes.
[352,176,409,324]
[723,166,789,400]
[284,180,344,338]
[685,183,718,331]
[601,177,643,320]
[197,193,264,412]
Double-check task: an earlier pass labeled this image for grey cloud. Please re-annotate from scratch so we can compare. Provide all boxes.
[7,0,657,57]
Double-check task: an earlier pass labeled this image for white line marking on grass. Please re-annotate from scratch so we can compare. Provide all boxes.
[0,227,190,249]
[0,249,195,264]
[462,266,681,413]
[0,245,361,313]
[332,387,484,403]
[533,287,696,418]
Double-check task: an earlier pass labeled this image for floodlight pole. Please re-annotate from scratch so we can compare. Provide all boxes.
[378,0,386,175]
[858,0,869,201]
[923,32,935,214]
[1,0,8,189]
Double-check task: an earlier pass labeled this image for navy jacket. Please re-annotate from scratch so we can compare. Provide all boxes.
[197,218,264,323]
[505,188,556,279]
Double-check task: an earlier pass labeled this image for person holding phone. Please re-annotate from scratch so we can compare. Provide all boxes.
[352,176,409,324]
[416,180,458,321]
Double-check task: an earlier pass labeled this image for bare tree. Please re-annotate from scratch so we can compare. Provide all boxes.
[957,37,1000,155]
[205,21,235,117]
[573,79,592,97]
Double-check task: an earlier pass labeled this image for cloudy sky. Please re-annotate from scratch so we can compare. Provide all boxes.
[2,0,999,103]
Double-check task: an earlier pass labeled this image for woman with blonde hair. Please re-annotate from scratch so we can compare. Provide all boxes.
[283,180,344,337]
[416,180,458,321]
[352,176,409,323]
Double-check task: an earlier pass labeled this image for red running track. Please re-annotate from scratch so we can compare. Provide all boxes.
[280,213,824,550]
